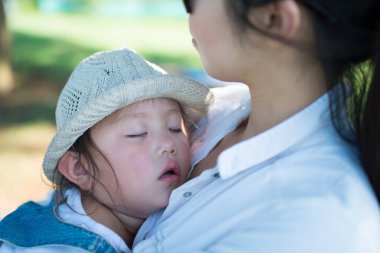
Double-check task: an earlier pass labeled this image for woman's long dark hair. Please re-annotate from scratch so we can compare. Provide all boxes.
[226,0,380,202]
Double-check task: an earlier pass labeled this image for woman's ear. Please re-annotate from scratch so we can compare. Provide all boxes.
[58,151,92,191]
[249,0,301,39]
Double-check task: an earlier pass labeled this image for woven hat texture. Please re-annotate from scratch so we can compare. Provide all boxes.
[43,47,213,183]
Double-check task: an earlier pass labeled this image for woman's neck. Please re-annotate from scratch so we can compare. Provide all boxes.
[242,57,327,140]
[190,59,326,179]
[81,194,144,248]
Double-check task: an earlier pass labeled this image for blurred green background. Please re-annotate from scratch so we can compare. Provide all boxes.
[0,0,206,218]
[1,0,204,127]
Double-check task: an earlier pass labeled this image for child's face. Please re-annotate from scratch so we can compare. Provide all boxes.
[90,98,191,218]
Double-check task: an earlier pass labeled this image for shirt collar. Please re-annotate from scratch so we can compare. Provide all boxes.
[217,91,331,179]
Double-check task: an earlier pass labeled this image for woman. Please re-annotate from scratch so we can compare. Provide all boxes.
[132,0,380,252]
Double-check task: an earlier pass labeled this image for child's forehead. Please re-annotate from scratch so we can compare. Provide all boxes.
[104,98,182,124]
[123,98,181,114]
[129,97,179,108]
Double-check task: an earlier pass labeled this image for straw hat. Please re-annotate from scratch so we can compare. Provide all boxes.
[43,47,213,183]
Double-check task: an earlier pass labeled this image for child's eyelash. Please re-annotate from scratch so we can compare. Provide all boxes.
[126,128,181,138]
[170,128,182,133]
[126,133,146,138]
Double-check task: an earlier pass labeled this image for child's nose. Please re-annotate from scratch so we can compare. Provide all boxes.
[157,135,176,156]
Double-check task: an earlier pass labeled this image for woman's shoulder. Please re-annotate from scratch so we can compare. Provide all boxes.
[270,138,379,224]
[275,133,364,194]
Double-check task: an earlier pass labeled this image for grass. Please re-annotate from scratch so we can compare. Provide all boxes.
[9,12,200,69]
[0,11,201,218]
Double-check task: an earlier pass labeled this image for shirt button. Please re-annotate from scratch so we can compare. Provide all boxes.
[214,173,220,178]
[183,192,192,197]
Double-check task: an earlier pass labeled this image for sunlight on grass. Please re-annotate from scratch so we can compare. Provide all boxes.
[8,12,200,68]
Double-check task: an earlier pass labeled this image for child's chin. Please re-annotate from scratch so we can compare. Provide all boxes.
[153,195,171,210]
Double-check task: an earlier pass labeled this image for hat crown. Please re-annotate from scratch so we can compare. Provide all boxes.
[56,48,165,129]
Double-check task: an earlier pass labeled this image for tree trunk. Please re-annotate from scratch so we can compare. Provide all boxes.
[0,0,14,94]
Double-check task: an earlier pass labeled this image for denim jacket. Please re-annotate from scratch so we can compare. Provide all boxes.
[0,199,117,253]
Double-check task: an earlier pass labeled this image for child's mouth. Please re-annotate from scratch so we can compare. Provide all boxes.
[159,161,180,181]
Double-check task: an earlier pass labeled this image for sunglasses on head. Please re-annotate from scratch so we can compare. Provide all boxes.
[183,0,194,14]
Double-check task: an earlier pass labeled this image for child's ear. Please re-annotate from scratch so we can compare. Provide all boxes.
[58,151,92,191]
[249,0,301,39]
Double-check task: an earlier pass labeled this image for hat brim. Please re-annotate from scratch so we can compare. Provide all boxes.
[43,74,213,183]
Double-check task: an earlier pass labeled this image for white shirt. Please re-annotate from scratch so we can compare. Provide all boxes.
[132,89,380,253]
[190,84,251,169]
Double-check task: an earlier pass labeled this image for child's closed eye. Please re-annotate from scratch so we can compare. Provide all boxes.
[169,128,182,133]
[126,133,147,138]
